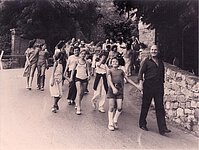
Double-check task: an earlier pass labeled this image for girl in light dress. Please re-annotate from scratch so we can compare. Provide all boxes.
[50,52,67,113]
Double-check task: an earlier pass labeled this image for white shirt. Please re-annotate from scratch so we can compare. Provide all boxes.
[67,55,79,71]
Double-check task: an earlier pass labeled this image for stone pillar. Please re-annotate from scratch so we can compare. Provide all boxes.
[138,21,155,50]
[10,28,29,55]
[10,28,20,55]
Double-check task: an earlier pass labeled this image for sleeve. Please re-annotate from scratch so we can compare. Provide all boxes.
[107,69,111,76]
[25,48,29,56]
[138,58,147,81]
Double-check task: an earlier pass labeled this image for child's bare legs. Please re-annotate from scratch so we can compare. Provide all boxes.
[26,77,30,89]
[52,97,61,113]
[29,64,36,89]
[108,98,116,131]
[113,99,123,129]
[76,81,87,115]
[40,66,46,90]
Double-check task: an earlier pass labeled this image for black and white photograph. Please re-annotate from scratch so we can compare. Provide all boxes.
[0,0,198,149]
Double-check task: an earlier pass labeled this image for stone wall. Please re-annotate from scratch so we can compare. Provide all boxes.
[164,63,199,136]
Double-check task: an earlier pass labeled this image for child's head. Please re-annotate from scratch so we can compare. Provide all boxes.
[41,43,47,50]
[28,39,36,48]
[111,57,119,68]
[33,44,41,51]
[111,45,117,52]
[95,46,101,55]
[54,52,63,62]
[73,47,80,56]
[79,49,87,59]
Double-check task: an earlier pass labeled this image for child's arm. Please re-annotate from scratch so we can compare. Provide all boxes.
[107,70,118,94]
[64,57,70,76]
[86,61,91,80]
[50,61,58,86]
[125,76,142,91]
[69,61,78,82]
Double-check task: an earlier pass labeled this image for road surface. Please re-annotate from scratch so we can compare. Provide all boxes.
[0,68,198,150]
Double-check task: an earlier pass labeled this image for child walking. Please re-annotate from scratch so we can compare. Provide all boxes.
[69,49,91,115]
[50,52,65,113]
[23,40,40,90]
[91,46,109,113]
[107,57,137,131]
[36,43,49,91]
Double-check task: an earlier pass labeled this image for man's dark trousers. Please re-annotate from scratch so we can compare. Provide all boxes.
[139,79,167,133]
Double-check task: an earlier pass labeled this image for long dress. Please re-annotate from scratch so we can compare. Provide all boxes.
[49,63,63,97]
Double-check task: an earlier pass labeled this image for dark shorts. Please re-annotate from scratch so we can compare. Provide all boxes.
[107,83,123,99]
[75,77,88,83]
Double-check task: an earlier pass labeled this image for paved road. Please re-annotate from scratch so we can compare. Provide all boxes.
[0,68,198,150]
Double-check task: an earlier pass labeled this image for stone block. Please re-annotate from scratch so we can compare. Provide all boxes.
[186,77,196,86]
[184,109,192,114]
[187,115,194,121]
[192,125,199,132]
[171,84,180,91]
[177,108,184,117]
[175,72,182,81]
[191,101,197,108]
[165,83,172,89]
[167,110,173,117]
[165,102,170,109]
[186,101,191,108]
[194,109,199,120]
[173,102,179,109]
[170,70,176,79]
[181,74,186,81]
[197,102,199,108]
[192,83,199,93]
[191,110,195,115]
[177,95,186,103]
[180,102,185,109]
[177,80,187,88]
[185,122,191,130]
[182,90,194,99]
[165,95,177,102]
[175,118,181,124]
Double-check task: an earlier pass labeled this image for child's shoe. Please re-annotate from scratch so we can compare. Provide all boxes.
[68,99,72,105]
[91,101,97,110]
[76,108,81,115]
[51,106,57,113]
[71,100,76,105]
[108,125,114,131]
[113,122,118,129]
[40,87,44,91]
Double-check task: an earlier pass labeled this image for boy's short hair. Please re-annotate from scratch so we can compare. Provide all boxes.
[33,43,41,49]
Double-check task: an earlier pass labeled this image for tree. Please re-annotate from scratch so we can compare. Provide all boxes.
[113,0,198,75]
[0,0,100,52]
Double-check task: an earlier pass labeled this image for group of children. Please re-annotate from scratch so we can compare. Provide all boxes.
[23,39,49,91]
[48,38,143,131]
[23,38,172,135]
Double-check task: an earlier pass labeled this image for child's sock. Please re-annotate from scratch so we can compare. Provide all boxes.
[108,111,114,126]
[113,110,122,123]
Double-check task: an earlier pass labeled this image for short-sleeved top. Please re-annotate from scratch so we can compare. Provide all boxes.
[25,48,39,64]
[76,61,88,80]
[108,68,125,87]
[67,55,79,71]
[37,50,49,65]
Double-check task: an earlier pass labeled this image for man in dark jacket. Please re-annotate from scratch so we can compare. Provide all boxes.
[138,45,171,135]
